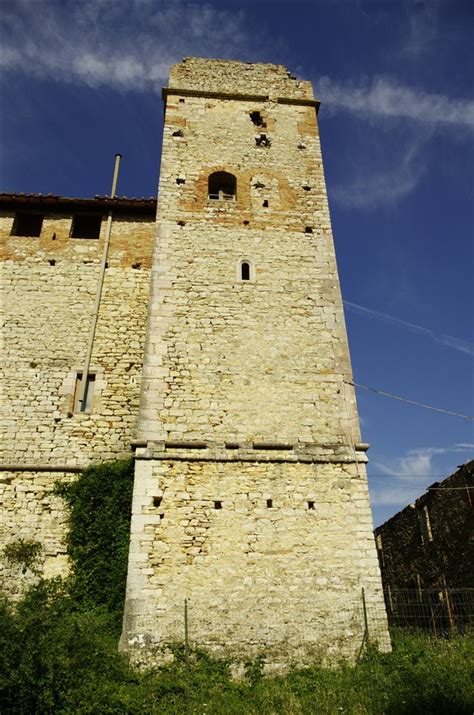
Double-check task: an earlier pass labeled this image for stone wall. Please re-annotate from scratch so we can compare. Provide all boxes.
[1,203,156,595]
[121,455,389,668]
[121,58,389,668]
[375,461,474,590]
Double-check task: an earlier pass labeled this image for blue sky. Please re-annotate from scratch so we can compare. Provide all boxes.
[1,0,473,525]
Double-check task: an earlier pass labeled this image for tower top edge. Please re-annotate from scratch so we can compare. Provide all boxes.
[167,57,315,101]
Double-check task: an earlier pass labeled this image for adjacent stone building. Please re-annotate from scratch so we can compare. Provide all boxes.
[1,193,156,594]
[375,460,474,591]
[1,58,389,667]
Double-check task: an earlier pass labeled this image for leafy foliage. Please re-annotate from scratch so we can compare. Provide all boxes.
[4,538,42,574]
[1,458,473,712]
[54,458,134,625]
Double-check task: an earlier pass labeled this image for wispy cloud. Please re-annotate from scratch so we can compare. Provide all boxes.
[344,300,474,357]
[331,137,427,209]
[0,0,252,91]
[317,75,474,130]
[370,444,474,506]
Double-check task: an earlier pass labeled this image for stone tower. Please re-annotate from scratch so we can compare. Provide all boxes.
[120,58,389,668]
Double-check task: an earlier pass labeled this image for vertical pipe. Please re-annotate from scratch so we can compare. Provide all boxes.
[78,153,121,409]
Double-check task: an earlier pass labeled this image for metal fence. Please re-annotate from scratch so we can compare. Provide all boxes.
[383,587,474,635]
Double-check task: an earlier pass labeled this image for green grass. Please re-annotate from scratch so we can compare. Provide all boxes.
[1,585,473,715]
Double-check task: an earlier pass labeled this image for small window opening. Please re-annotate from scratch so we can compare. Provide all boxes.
[262,200,269,208]
[305,226,313,234]
[214,500,222,510]
[298,144,307,150]
[243,220,249,225]
[266,499,273,508]
[179,98,185,103]
[241,262,250,281]
[48,259,56,266]
[250,111,265,127]
[11,213,44,237]
[208,171,236,201]
[303,185,311,192]
[51,233,56,241]
[172,129,184,137]
[176,177,186,184]
[153,496,162,507]
[74,372,96,413]
[71,214,101,239]
[307,500,315,510]
[132,262,141,270]
[177,220,186,226]
[255,134,271,148]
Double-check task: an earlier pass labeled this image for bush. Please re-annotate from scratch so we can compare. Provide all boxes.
[54,458,134,625]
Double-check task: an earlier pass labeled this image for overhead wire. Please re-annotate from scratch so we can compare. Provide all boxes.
[346,380,474,421]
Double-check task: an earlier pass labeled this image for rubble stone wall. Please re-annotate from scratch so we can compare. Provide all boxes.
[121,58,389,668]
[1,210,156,593]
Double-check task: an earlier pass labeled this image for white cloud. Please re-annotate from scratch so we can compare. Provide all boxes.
[331,139,426,209]
[344,301,474,357]
[0,0,253,91]
[370,444,474,506]
[317,75,474,130]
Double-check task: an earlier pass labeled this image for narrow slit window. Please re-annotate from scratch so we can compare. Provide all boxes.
[266,499,273,508]
[71,214,102,239]
[11,213,44,237]
[241,262,250,281]
[262,199,269,207]
[74,372,96,413]
[307,500,315,510]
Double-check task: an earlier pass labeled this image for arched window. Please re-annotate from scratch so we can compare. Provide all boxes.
[208,171,236,201]
[241,261,250,281]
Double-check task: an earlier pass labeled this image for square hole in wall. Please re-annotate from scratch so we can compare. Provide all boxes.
[307,501,315,510]
[214,500,222,509]
[71,214,102,239]
[153,496,162,507]
[11,213,44,237]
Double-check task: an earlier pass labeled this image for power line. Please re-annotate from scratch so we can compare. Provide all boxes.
[346,380,474,421]
[369,476,472,491]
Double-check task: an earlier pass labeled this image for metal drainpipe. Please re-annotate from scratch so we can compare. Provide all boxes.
[77,153,121,410]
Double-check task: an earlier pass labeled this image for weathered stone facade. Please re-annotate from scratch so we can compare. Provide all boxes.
[119,58,390,667]
[375,461,474,590]
[1,195,156,595]
[1,58,389,666]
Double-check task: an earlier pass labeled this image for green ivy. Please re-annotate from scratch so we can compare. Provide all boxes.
[54,458,134,626]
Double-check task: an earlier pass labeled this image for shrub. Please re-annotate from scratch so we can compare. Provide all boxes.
[54,458,134,625]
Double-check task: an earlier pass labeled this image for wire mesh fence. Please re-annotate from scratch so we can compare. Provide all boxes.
[383,587,474,635]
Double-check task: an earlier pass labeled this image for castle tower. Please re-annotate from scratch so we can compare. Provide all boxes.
[120,58,389,667]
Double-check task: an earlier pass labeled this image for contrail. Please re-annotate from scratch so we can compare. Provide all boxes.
[344,300,474,356]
